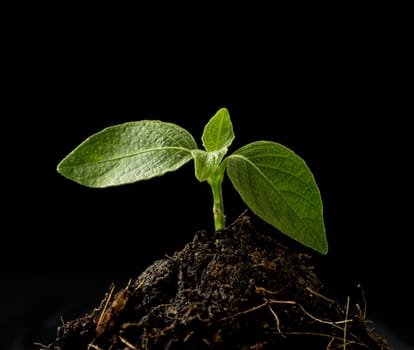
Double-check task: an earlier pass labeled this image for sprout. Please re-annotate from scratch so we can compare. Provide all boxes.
[57,107,327,254]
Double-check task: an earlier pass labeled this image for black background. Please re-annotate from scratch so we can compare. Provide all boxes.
[1,3,411,349]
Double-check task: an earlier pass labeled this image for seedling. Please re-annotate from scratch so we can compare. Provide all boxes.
[57,107,328,254]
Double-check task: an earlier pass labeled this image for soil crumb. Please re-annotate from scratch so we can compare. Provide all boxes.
[40,212,392,349]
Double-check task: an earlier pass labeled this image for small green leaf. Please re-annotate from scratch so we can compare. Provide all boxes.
[192,149,228,182]
[202,107,235,152]
[57,120,198,188]
[225,141,328,254]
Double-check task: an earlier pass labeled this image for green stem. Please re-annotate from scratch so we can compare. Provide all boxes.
[208,167,226,231]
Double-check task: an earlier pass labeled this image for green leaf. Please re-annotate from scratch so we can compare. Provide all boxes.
[57,120,198,188]
[225,141,328,254]
[202,107,235,152]
[191,149,228,182]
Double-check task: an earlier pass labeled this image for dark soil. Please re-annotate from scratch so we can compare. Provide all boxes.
[40,212,392,349]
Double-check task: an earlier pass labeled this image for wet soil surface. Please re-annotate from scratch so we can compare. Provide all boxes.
[40,213,392,349]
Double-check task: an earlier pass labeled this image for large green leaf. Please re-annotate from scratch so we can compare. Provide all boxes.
[225,141,327,254]
[57,121,198,187]
[202,107,235,152]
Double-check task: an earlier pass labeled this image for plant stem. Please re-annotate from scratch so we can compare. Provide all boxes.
[208,167,226,231]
